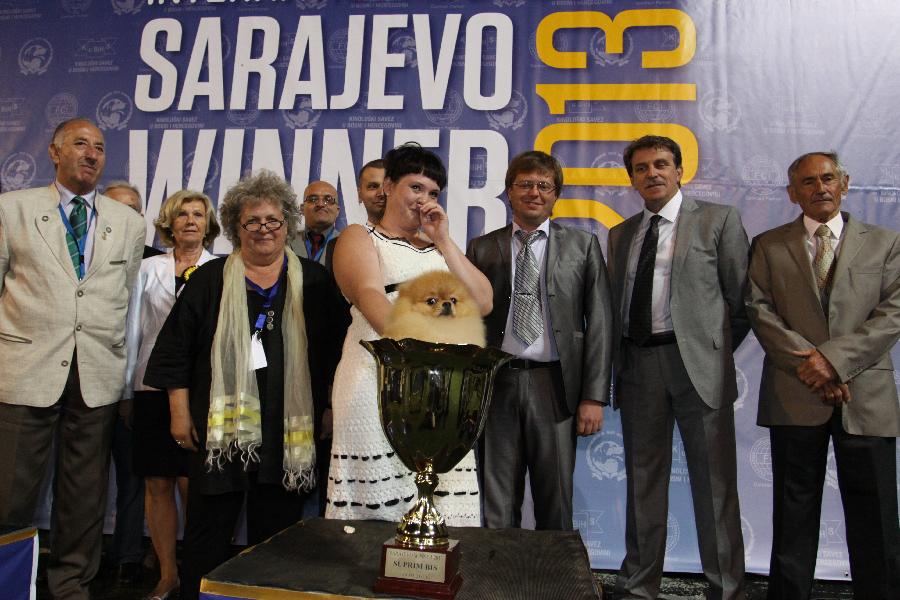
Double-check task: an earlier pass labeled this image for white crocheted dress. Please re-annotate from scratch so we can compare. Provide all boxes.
[325,229,481,526]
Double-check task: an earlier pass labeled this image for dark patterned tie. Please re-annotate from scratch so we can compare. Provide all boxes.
[513,229,543,345]
[66,196,87,277]
[628,214,661,345]
[309,232,325,256]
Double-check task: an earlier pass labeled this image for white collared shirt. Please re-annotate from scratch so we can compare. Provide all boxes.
[501,219,559,361]
[623,190,683,335]
[803,212,843,263]
[56,182,98,272]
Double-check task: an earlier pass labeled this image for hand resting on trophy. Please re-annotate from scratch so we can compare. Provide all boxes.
[382,270,486,347]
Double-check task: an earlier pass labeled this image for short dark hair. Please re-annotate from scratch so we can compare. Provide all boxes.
[623,135,682,177]
[383,143,447,190]
[358,158,385,182]
[504,150,563,194]
[787,151,847,187]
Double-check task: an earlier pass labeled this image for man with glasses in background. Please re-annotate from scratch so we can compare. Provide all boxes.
[466,150,614,530]
[290,180,341,266]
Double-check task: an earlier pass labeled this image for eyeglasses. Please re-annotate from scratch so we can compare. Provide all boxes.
[512,180,557,194]
[304,195,337,206]
[241,219,285,232]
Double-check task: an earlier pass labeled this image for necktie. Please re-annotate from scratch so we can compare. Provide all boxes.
[814,224,834,292]
[66,196,88,278]
[309,232,325,256]
[513,229,543,346]
[628,214,661,345]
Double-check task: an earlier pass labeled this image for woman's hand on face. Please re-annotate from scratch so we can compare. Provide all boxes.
[418,200,449,244]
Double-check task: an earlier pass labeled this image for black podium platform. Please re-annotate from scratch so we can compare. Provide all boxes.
[200,518,601,599]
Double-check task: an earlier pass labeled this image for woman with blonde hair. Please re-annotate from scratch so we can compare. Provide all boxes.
[125,189,220,599]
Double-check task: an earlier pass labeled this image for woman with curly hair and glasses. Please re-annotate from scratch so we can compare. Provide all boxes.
[144,171,342,600]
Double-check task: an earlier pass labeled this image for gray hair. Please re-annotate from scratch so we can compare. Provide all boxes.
[102,180,140,197]
[787,151,848,187]
[219,170,301,248]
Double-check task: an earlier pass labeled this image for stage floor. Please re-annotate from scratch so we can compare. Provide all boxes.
[33,529,854,600]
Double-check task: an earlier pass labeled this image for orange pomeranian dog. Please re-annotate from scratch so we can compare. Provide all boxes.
[383,270,486,347]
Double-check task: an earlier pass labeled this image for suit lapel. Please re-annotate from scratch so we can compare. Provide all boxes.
[783,215,822,303]
[671,196,698,281]
[546,221,563,292]
[495,224,513,313]
[34,185,78,284]
[613,214,641,320]
[830,212,865,285]
[84,196,115,281]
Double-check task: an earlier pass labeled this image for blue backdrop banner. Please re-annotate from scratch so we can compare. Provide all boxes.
[2,0,899,580]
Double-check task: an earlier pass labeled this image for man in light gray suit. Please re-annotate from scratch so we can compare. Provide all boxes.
[466,150,613,531]
[746,151,900,599]
[0,117,145,599]
[607,136,749,599]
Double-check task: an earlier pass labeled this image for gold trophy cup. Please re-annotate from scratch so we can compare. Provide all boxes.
[360,338,510,599]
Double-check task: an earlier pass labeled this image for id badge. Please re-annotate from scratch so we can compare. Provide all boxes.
[250,331,267,370]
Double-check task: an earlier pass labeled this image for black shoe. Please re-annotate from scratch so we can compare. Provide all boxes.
[117,562,143,585]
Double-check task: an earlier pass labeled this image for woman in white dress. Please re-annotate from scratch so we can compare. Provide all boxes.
[327,143,493,526]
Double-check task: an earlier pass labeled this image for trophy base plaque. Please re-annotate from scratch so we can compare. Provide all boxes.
[374,538,462,599]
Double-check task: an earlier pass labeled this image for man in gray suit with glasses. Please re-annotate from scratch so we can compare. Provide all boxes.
[607,135,749,599]
[466,150,613,531]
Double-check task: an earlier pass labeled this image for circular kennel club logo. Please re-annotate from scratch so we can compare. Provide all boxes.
[665,513,680,554]
[390,33,418,68]
[184,152,220,190]
[591,152,630,197]
[45,93,79,128]
[1,152,37,192]
[733,366,749,411]
[585,430,626,482]
[96,91,133,131]
[227,90,260,127]
[741,155,783,198]
[61,0,92,15]
[485,90,527,131]
[589,30,633,67]
[111,0,144,15]
[19,38,53,76]
[699,91,742,133]
[282,98,321,129]
[749,436,773,482]
[635,100,676,123]
[424,90,463,127]
[327,29,349,64]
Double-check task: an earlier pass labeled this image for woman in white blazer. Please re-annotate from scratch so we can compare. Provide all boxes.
[124,190,220,600]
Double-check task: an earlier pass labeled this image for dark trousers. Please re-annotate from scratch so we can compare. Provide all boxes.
[110,411,145,565]
[616,341,744,600]
[0,360,117,600]
[480,362,575,531]
[180,474,307,600]
[768,411,900,600]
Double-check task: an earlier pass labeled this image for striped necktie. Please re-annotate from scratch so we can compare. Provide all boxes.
[513,229,544,345]
[66,196,88,277]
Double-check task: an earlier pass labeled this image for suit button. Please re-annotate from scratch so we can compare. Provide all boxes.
[75,325,82,332]
[77,290,84,297]
[61,360,69,367]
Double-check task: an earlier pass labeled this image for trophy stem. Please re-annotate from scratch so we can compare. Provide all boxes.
[395,462,449,548]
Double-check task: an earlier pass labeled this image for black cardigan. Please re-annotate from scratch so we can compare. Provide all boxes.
[143,255,345,494]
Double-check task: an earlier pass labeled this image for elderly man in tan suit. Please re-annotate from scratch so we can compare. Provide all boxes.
[747,151,900,599]
[0,117,145,599]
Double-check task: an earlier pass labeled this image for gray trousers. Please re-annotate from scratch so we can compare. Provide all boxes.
[0,359,117,600]
[615,341,745,600]
[480,361,575,531]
